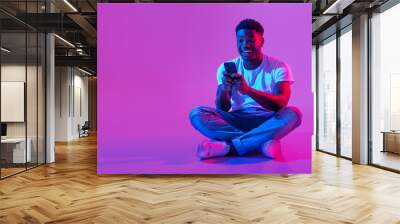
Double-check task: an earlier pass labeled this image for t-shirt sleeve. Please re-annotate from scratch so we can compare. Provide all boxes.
[217,63,225,85]
[273,62,295,84]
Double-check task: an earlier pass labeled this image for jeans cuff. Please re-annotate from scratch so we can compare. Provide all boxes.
[232,138,246,156]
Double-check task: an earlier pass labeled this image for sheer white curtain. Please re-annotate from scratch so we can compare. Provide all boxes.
[318,37,337,154]
[340,30,352,158]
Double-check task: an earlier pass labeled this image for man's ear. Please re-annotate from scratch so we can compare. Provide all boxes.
[261,36,264,47]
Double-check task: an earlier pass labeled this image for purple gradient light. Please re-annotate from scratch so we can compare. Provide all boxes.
[98,3,312,174]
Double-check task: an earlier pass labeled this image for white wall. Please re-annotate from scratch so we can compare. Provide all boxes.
[72,73,89,138]
[1,65,26,131]
[1,65,40,137]
[55,66,70,141]
[55,66,89,141]
[1,82,25,122]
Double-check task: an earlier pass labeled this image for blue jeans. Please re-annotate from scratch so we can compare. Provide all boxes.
[189,106,302,156]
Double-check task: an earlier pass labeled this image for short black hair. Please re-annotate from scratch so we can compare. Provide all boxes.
[235,19,264,35]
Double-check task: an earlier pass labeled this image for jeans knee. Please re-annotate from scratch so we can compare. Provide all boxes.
[284,106,303,126]
[189,106,204,119]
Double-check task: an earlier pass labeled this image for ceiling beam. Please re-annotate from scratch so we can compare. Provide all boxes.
[67,13,97,46]
[55,55,96,69]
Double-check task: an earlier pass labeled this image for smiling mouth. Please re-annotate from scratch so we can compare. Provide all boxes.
[242,50,254,57]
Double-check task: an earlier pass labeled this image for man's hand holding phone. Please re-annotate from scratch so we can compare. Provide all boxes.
[221,71,234,92]
[222,62,249,94]
[222,62,239,92]
[232,74,250,94]
[222,72,246,93]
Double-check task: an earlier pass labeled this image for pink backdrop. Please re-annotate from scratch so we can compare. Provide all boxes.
[98,3,313,174]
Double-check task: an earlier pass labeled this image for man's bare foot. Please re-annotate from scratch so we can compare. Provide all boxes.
[197,140,230,160]
[261,140,282,160]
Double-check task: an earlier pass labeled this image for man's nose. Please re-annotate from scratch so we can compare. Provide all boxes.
[243,41,252,48]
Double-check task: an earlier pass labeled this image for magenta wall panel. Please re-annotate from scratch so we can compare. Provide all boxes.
[98,3,313,174]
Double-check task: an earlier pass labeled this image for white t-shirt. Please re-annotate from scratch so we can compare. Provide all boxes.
[217,54,294,111]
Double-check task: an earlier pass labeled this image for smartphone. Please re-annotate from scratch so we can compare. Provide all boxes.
[224,62,237,74]
[224,62,238,79]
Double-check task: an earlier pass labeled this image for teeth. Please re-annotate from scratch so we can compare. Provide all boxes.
[244,50,252,53]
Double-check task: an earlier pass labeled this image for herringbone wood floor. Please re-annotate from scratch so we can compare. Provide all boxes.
[1,134,400,224]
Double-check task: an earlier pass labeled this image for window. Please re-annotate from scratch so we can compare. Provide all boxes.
[317,35,337,154]
[339,28,352,158]
[371,2,400,171]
